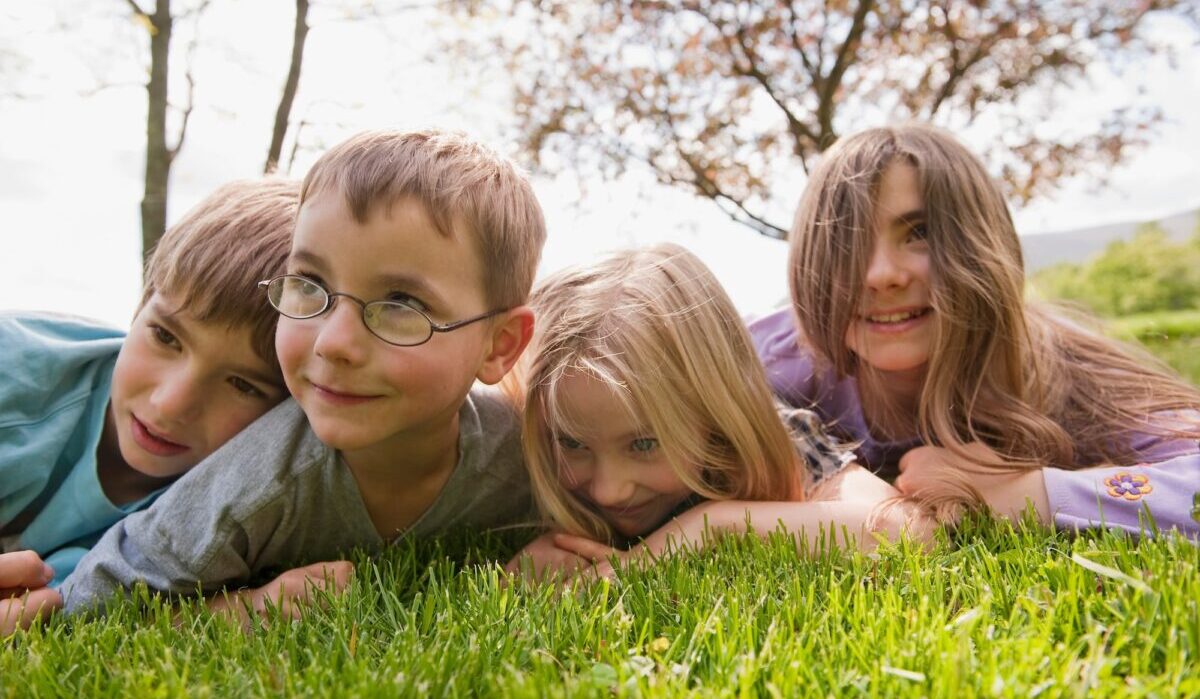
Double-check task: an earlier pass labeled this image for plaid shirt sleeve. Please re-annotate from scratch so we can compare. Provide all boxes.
[777,402,857,487]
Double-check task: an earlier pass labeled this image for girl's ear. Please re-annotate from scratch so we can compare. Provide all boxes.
[476,305,535,386]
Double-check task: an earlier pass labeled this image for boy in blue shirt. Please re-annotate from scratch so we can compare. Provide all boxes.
[61,130,547,624]
[0,179,298,634]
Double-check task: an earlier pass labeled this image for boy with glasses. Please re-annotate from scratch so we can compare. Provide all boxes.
[62,130,546,623]
[1,180,297,634]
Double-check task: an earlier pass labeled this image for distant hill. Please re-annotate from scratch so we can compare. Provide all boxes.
[1020,208,1199,273]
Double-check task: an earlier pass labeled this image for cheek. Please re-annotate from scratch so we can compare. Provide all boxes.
[110,342,153,406]
[275,320,312,374]
[646,462,690,496]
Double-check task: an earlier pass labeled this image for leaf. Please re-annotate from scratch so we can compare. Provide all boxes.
[881,665,926,682]
[1069,553,1153,594]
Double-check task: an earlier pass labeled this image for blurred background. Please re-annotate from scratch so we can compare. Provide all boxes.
[2,0,1198,375]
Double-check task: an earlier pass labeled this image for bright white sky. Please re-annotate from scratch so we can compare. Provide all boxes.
[2,1,1199,329]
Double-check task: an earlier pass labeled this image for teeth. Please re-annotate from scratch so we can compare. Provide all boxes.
[868,310,921,323]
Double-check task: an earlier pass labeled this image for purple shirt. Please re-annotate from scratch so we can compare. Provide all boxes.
[749,308,1199,540]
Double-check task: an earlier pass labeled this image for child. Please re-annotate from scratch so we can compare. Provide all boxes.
[507,244,931,578]
[60,129,547,620]
[751,123,1199,538]
[1,179,298,634]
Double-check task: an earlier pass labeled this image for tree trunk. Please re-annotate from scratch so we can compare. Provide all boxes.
[265,0,310,174]
[141,0,173,269]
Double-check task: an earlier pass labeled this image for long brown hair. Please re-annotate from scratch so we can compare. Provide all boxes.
[789,123,1200,471]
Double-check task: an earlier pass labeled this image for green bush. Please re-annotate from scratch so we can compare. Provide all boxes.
[1031,223,1200,316]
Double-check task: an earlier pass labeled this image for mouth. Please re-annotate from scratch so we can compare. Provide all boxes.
[599,499,657,520]
[309,380,381,406]
[861,306,933,330]
[130,414,189,457]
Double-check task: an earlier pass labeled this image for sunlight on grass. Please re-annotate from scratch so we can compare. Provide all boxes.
[3,523,1198,696]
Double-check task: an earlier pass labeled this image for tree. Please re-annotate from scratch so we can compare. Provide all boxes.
[1032,223,1200,316]
[459,0,1197,237]
[121,0,202,267]
[266,0,311,174]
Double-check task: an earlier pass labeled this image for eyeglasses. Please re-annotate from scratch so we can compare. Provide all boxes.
[259,275,506,347]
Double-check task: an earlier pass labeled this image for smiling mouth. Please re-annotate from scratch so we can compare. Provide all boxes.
[310,381,380,405]
[130,415,189,457]
[863,307,932,324]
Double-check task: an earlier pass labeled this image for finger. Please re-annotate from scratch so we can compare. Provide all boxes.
[302,561,354,594]
[552,534,614,562]
[0,588,62,636]
[0,551,54,591]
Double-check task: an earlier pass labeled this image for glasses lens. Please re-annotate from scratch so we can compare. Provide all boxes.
[270,276,328,318]
[365,302,432,345]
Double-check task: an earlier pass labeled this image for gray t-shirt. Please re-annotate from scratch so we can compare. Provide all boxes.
[61,387,533,613]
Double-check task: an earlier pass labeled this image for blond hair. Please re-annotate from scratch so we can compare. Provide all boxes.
[520,244,800,542]
[789,123,1200,474]
[142,178,299,372]
[300,129,546,308]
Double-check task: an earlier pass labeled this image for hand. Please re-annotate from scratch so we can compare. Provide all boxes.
[504,533,591,581]
[895,443,1051,525]
[551,534,641,580]
[207,560,354,625]
[0,551,62,635]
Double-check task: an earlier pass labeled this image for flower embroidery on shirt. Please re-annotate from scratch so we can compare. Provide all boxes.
[1104,472,1153,501]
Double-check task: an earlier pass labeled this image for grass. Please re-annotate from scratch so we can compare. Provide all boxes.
[3,315,1198,697]
[3,522,1198,697]
[1112,309,1200,383]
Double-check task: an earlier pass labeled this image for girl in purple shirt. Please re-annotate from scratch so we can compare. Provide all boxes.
[751,123,1198,540]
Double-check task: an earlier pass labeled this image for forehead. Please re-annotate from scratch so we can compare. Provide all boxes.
[291,192,487,306]
[873,161,923,223]
[553,372,645,440]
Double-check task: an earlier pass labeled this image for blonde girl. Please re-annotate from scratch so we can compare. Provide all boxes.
[507,244,930,577]
[752,123,1200,537]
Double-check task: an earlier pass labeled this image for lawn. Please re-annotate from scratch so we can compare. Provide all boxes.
[2,327,1197,698]
[3,521,1198,697]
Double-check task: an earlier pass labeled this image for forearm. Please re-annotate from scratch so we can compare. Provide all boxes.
[641,498,932,556]
[1043,456,1199,539]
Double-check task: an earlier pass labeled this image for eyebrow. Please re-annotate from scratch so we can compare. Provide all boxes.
[889,209,926,228]
[150,302,282,388]
[289,249,448,311]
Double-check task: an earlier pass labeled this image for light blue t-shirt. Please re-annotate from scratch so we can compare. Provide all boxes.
[0,312,159,585]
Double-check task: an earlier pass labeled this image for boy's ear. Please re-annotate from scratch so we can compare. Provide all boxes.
[476,305,535,386]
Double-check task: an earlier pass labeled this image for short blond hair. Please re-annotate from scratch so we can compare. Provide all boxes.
[520,244,800,542]
[142,178,299,372]
[300,129,546,308]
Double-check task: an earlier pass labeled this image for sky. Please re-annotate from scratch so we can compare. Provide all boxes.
[2,1,1199,330]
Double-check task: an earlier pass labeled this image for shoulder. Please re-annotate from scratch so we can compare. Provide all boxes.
[460,385,525,480]
[0,312,124,366]
[747,309,831,406]
[157,400,326,512]
[0,312,125,424]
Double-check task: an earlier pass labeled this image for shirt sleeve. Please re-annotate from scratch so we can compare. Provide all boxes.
[779,405,857,487]
[58,478,256,615]
[1043,456,1200,540]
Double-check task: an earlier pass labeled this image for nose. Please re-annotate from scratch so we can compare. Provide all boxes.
[587,457,636,508]
[312,297,370,366]
[864,240,911,292]
[150,368,204,424]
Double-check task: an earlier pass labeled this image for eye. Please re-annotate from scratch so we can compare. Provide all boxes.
[149,323,181,350]
[291,273,327,296]
[630,437,659,454]
[556,434,586,451]
[905,223,929,243]
[228,376,267,399]
[386,291,428,312]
